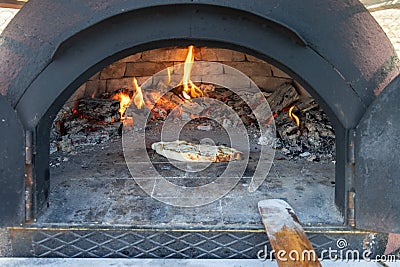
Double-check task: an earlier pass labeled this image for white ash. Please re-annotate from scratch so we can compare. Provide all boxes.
[274,104,335,162]
[50,105,122,154]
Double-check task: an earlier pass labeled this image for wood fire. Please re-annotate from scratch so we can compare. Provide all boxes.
[109,46,203,120]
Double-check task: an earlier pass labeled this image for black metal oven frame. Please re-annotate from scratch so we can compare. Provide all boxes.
[0,0,399,257]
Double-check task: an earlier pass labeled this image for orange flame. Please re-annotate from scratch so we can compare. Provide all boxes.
[90,88,98,99]
[180,45,203,99]
[111,87,133,118]
[288,105,300,126]
[132,77,145,110]
[167,66,171,84]
[112,92,131,117]
[110,78,144,119]
[110,46,203,121]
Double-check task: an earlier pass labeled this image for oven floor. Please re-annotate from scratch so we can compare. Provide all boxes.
[41,138,343,228]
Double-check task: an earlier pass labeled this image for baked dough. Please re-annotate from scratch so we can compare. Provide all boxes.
[151,140,242,162]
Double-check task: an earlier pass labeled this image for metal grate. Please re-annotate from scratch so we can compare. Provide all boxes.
[18,229,379,259]
[32,230,271,259]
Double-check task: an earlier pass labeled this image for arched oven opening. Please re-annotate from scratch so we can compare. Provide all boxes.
[42,45,341,226]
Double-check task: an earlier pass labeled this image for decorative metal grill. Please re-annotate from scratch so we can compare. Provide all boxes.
[17,229,372,259]
[33,230,270,259]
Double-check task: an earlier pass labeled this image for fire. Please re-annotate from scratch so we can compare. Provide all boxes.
[110,46,203,120]
[91,88,98,99]
[288,105,300,126]
[111,78,146,119]
[180,45,203,100]
[151,94,181,120]
[112,90,132,117]
[132,77,145,110]
[167,66,171,84]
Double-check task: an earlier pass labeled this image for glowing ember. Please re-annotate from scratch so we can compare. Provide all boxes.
[288,105,300,126]
[180,45,203,99]
[266,113,278,125]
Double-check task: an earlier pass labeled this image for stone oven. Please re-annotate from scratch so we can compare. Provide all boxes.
[0,0,399,258]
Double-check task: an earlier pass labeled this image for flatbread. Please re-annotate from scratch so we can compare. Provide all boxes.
[151,140,242,162]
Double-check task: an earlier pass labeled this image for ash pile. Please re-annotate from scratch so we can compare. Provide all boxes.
[50,83,335,162]
[268,84,335,162]
[50,95,124,155]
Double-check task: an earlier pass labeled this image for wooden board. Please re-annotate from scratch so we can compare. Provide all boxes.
[258,199,321,267]
[0,0,26,9]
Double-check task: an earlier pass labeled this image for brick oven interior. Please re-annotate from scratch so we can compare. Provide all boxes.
[40,46,343,227]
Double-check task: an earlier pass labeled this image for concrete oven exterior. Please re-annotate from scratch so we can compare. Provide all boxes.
[0,0,399,253]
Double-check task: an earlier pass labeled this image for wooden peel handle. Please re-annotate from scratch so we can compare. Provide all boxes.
[258,199,321,267]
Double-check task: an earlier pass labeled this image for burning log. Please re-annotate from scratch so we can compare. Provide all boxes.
[267,83,300,114]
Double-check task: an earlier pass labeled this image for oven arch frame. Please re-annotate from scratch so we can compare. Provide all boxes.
[0,1,398,228]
